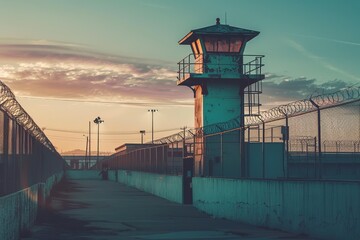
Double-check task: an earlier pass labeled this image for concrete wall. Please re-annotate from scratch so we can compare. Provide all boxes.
[111,170,183,204]
[288,153,360,180]
[192,177,360,240]
[0,172,63,240]
[65,169,102,180]
[65,170,183,204]
[64,169,360,239]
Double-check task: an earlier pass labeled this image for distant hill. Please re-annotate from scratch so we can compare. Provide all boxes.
[61,149,113,156]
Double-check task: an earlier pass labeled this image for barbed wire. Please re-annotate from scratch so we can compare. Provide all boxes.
[246,86,360,126]
[0,81,55,151]
[150,86,360,140]
[152,128,196,144]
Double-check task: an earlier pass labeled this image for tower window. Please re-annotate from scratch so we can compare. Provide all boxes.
[204,37,242,53]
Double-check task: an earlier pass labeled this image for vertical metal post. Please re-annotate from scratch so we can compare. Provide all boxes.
[285,115,289,178]
[164,145,167,173]
[194,133,198,176]
[188,54,190,75]
[85,136,88,169]
[176,141,179,174]
[140,130,145,144]
[88,121,91,168]
[171,142,174,174]
[310,99,322,179]
[280,111,289,179]
[148,110,157,144]
[220,133,223,177]
[152,112,154,144]
[93,117,104,169]
[314,137,317,178]
[262,121,265,179]
[97,122,99,166]
[181,127,187,158]
[155,146,158,173]
[203,135,207,176]
[240,86,246,178]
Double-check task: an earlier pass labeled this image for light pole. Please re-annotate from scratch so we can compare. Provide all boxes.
[83,134,88,169]
[93,116,104,166]
[140,130,146,144]
[88,121,91,168]
[148,109,158,144]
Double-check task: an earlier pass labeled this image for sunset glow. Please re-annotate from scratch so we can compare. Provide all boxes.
[0,0,358,153]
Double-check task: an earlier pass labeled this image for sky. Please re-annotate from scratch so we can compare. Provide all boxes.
[0,0,359,153]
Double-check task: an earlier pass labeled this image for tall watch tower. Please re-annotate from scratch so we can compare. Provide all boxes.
[177,18,264,177]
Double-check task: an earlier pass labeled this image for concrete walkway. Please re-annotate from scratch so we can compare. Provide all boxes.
[22,179,318,240]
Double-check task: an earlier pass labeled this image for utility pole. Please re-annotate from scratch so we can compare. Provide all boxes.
[140,130,146,144]
[93,117,104,167]
[180,126,187,157]
[89,121,91,168]
[148,109,158,144]
[83,135,88,169]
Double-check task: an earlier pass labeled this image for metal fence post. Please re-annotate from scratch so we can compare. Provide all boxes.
[220,132,223,177]
[262,121,265,179]
[309,98,322,179]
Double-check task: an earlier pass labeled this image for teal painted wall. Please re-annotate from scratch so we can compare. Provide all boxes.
[248,142,284,178]
[112,170,183,204]
[192,177,360,240]
[203,81,241,126]
[0,185,38,240]
[205,139,284,179]
[0,172,63,240]
[65,170,102,180]
[65,170,183,203]
[222,131,241,178]
[205,131,241,178]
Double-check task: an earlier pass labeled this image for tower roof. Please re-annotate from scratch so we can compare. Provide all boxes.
[179,18,260,45]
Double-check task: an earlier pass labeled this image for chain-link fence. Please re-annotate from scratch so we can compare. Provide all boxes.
[0,81,65,197]
[101,87,360,180]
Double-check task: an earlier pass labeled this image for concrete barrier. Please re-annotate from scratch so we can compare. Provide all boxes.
[65,170,101,180]
[115,170,183,204]
[192,177,360,240]
[0,172,63,240]
[65,170,183,203]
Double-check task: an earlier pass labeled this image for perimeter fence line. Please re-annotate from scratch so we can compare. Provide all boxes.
[0,81,65,197]
[99,87,360,180]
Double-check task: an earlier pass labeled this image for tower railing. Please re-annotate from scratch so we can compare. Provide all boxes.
[177,53,265,82]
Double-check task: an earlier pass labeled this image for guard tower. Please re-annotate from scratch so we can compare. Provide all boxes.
[177,18,264,177]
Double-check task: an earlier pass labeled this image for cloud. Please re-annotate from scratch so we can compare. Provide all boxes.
[0,42,193,104]
[1,41,354,109]
[261,74,350,107]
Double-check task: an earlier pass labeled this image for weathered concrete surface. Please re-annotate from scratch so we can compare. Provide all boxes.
[193,177,360,240]
[22,178,317,240]
[0,172,63,240]
[66,170,183,204]
[0,185,38,240]
[65,170,101,180]
[116,170,183,204]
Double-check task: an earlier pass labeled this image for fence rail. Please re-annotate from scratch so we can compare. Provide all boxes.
[177,54,265,82]
[0,81,64,197]
[100,87,360,180]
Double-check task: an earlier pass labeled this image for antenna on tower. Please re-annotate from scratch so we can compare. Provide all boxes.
[225,12,227,24]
